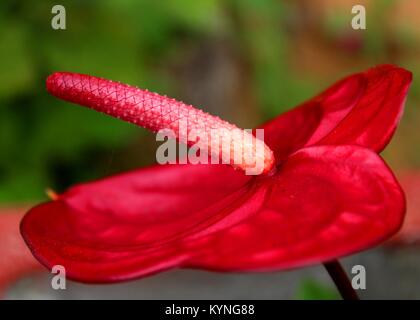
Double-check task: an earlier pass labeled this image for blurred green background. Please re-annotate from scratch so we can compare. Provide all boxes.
[1,0,419,202]
[1,0,420,299]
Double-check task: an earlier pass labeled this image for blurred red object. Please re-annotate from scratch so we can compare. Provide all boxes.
[0,207,43,296]
[389,172,420,245]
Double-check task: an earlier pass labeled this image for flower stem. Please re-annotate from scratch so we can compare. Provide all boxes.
[323,260,359,300]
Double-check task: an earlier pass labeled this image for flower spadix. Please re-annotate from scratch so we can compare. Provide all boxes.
[46,72,275,175]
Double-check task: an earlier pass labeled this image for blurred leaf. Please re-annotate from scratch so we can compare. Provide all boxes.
[0,20,35,99]
[165,0,223,32]
[296,279,339,300]
[0,169,48,202]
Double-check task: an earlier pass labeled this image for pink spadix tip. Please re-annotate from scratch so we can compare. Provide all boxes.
[46,72,275,175]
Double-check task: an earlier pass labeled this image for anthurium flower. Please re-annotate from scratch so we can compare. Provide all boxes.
[0,207,42,295]
[21,65,412,284]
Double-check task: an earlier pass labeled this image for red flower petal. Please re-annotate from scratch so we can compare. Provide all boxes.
[21,146,405,282]
[262,65,412,158]
[187,146,405,271]
[0,208,42,295]
[21,165,268,283]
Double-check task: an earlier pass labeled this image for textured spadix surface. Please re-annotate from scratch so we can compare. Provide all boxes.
[46,72,275,174]
[21,65,412,283]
